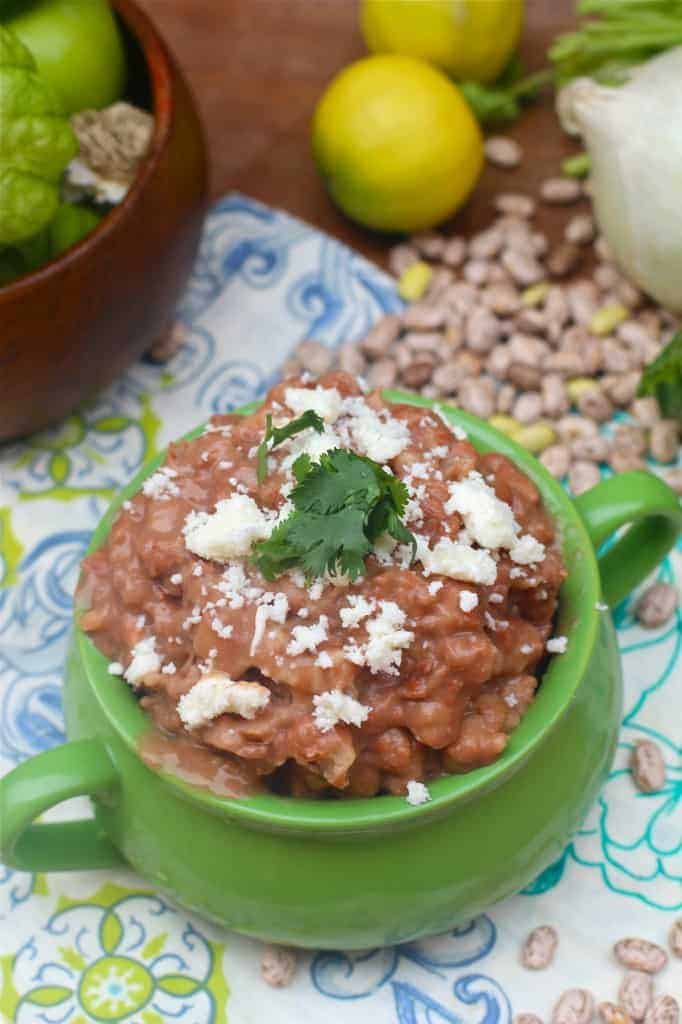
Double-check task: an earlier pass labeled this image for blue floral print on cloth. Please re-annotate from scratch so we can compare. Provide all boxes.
[0,194,680,1022]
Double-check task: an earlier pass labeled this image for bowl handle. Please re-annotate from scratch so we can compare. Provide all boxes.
[574,470,682,608]
[0,739,124,872]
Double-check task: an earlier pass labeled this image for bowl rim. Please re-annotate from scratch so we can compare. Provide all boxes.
[75,392,603,834]
[0,0,173,302]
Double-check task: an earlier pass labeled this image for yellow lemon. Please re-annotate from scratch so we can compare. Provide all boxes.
[312,55,483,234]
[361,0,524,85]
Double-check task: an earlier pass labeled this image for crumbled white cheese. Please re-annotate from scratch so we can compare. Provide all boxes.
[135,614,146,628]
[142,466,179,501]
[284,386,343,423]
[342,397,411,463]
[184,494,273,561]
[170,573,182,585]
[459,590,479,612]
[315,650,333,669]
[373,532,398,566]
[308,580,325,600]
[520,643,533,655]
[161,662,177,675]
[428,581,443,596]
[250,592,289,655]
[178,673,270,728]
[218,460,233,469]
[192,564,203,577]
[510,534,546,565]
[201,451,210,463]
[595,601,609,612]
[546,636,568,654]
[281,425,342,471]
[416,535,497,586]
[312,689,371,732]
[344,601,414,676]
[504,693,519,708]
[124,636,161,685]
[509,567,525,579]
[340,595,376,629]
[108,661,124,676]
[489,593,504,604]
[218,563,264,609]
[210,616,234,640]
[406,780,431,806]
[445,473,517,551]
[122,500,132,511]
[286,615,329,655]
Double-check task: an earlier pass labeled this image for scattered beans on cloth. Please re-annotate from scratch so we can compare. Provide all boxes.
[521,925,559,969]
[260,945,297,988]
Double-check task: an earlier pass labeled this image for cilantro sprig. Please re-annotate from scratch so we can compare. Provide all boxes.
[253,447,416,583]
[256,409,324,483]
[638,330,682,424]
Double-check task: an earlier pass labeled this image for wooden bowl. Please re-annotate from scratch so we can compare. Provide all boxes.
[0,0,208,442]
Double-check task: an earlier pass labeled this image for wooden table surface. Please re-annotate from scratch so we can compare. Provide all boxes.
[139,0,578,268]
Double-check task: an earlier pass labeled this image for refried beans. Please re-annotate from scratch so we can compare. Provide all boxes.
[77,371,567,801]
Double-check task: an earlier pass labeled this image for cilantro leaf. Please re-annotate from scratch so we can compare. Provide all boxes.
[252,443,416,582]
[290,508,371,581]
[292,449,381,513]
[256,409,324,483]
[638,330,682,423]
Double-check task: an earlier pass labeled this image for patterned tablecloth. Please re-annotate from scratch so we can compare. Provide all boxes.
[0,194,680,1024]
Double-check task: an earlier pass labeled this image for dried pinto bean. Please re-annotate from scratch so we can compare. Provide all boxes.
[502,247,545,286]
[482,282,521,315]
[619,971,653,1021]
[261,945,297,987]
[541,444,571,478]
[361,316,401,358]
[521,925,559,969]
[337,343,366,376]
[515,1016,543,1024]
[442,237,467,267]
[485,136,523,168]
[609,448,645,473]
[571,435,610,463]
[295,339,333,375]
[669,918,682,958]
[552,989,595,1024]
[569,460,601,495]
[389,243,419,277]
[635,583,678,629]
[644,997,680,1024]
[615,937,668,973]
[599,1003,633,1024]
[458,378,496,418]
[630,740,666,794]
[541,177,583,203]
[548,243,582,278]
[366,359,398,389]
[401,302,446,331]
[495,193,535,217]
[411,231,446,259]
[649,420,679,463]
[513,392,543,424]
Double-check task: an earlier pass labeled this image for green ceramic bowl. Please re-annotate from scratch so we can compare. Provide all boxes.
[1,392,681,949]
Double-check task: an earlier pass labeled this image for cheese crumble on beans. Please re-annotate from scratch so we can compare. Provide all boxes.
[77,371,567,800]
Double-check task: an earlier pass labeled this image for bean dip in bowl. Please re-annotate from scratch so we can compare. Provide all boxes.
[78,372,569,803]
[2,374,680,947]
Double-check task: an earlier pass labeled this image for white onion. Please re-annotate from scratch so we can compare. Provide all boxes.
[558,47,682,313]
